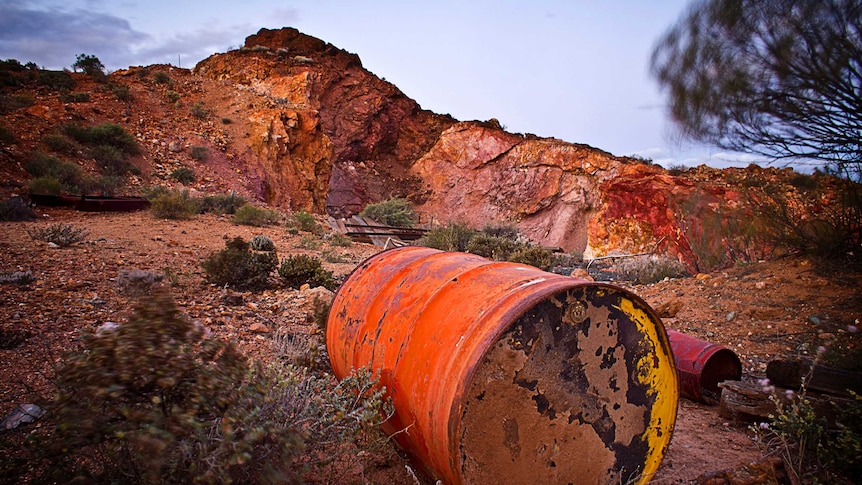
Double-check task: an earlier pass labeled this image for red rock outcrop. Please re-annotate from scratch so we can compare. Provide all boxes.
[1,27,835,271]
[194,28,456,215]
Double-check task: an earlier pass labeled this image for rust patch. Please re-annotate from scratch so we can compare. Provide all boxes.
[459,287,661,484]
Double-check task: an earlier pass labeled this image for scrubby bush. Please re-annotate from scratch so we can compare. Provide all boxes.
[420,222,477,252]
[190,101,207,119]
[221,117,232,124]
[508,246,554,271]
[200,192,246,215]
[0,196,35,221]
[2,292,297,483]
[27,223,89,247]
[465,233,520,260]
[79,174,125,196]
[287,210,321,233]
[25,153,82,190]
[234,204,280,227]
[327,233,353,247]
[170,166,195,184]
[202,237,277,291]
[165,90,180,103]
[42,133,78,154]
[359,197,416,227]
[27,177,66,195]
[614,254,688,285]
[189,145,208,161]
[90,144,134,176]
[278,254,336,290]
[72,54,104,77]
[297,235,323,250]
[149,188,199,220]
[63,122,139,156]
[153,71,171,85]
[250,235,276,252]
[0,125,15,145]
[111,84,131,102]
[36,70,75,91]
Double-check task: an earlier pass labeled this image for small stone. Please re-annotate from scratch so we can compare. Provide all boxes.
[249,322,270,334]
[755,281,766,289]
[809,316,821,325]
[726,311,736,321]
[299,283,311,291]
[654,300,684,318]
[47,242,60,249]
[695,273,711,281]
[221,292,244,306]
[818,332,834,340]
[569,268,593,281]
[1,404,46,430]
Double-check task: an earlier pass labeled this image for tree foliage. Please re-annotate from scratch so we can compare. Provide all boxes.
[72,53,105,76]
[651,0,862,177]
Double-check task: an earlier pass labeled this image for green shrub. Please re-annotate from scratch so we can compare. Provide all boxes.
[321,249,347,263]
[202,237,276,291]
[165,90,180,103]
[27,176,66,195]
[465,233,520,260]
[153,71,171,85]
[420,222,477,252]
[111,84,131,102]
[63,122,139,155]
[150,188,199,220]
[42,133,78,154]
[297,235,322,250]
[327,233,353,247]
[170,166,195,184]
[7,291,301,483]
[189,145,208,161]
[36,70,75,91]
[190,101,207,119]
[0,196,35,221]
[72,54,104,77]
[79,174,125,196]
[250,235,276,252]
[508,245,554,271]
[200,192,246,215]
[140,184,171,201]
[27,223,89,247]
[25,154,82,192]
[234,204,280,227]
[287,210,321,233]
[614,254,688,284]
[278,254,336,290]
[481,223,521,240]
[59,92,89,103]
[359,197,416,227]
[0,125,16,145]
[90,144,134,176]
[0,94,34,113]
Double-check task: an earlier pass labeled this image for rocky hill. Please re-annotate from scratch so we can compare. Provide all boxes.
[0,27,845,268]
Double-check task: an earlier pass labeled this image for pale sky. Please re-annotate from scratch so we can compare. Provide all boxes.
[0,0,769,169]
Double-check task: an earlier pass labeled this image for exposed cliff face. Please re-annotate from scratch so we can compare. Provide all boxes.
[0,27,830,270]
[194,28,456,216]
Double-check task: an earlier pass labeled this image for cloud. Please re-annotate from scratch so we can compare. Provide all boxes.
[0,0,149,70]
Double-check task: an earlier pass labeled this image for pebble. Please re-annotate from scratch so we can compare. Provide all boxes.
[249,322,270,333]
[809,316,821,325]
[726,311,736,321]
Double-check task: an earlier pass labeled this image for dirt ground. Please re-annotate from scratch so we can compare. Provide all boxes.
[1,207,860,483]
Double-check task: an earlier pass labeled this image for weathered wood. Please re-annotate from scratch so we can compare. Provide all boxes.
[718,380,852,424]
[766,358,862,397]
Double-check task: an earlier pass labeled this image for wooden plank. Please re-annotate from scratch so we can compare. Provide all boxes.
[766,358,862,397]
[718,380,851,423]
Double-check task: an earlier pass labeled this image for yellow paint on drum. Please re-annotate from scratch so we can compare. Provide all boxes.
[617,297,679,484]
